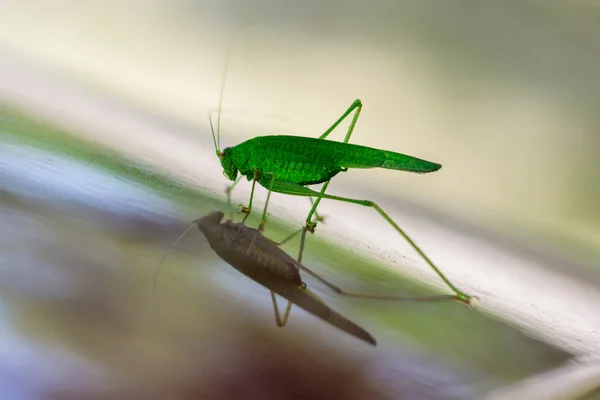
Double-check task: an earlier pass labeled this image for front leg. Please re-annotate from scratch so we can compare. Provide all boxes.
[239,169,260,225]
[256,172,277,232]
[224,175,242,220]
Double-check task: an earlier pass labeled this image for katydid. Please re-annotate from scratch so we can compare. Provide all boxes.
[154,211,464,345]
[210,96,472,304]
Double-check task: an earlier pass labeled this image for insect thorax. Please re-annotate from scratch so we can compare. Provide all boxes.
[219,147,238,181]
[232,138,344,185]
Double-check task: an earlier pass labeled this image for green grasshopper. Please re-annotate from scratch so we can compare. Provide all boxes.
[210,59,471,305]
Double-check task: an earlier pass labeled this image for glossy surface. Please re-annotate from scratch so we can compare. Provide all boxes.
[0,114,582,398]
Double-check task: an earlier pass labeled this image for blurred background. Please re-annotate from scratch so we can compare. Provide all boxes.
[1,1,600,399]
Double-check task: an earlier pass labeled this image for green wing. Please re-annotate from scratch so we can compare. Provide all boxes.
[254,136,441,173]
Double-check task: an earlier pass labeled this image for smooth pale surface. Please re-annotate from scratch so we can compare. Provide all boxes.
[483,361,600,400]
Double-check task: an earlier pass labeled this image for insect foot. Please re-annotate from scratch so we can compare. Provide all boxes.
[455,293,478,308]
[237,203,251,214]
[305,221,318,234]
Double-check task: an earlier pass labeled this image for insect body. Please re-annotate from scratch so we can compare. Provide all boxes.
[212,98,472,304]
[221,135,441,185]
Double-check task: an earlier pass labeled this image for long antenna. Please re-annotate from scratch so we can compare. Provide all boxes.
[153,221,196,295]
[209,41,236,153]
[208,51,229,152]
[209,110,219,153]
[216,45,233,151]
[209,27,265,153]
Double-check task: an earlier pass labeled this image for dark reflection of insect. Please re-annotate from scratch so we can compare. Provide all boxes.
[155,211,462,346]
